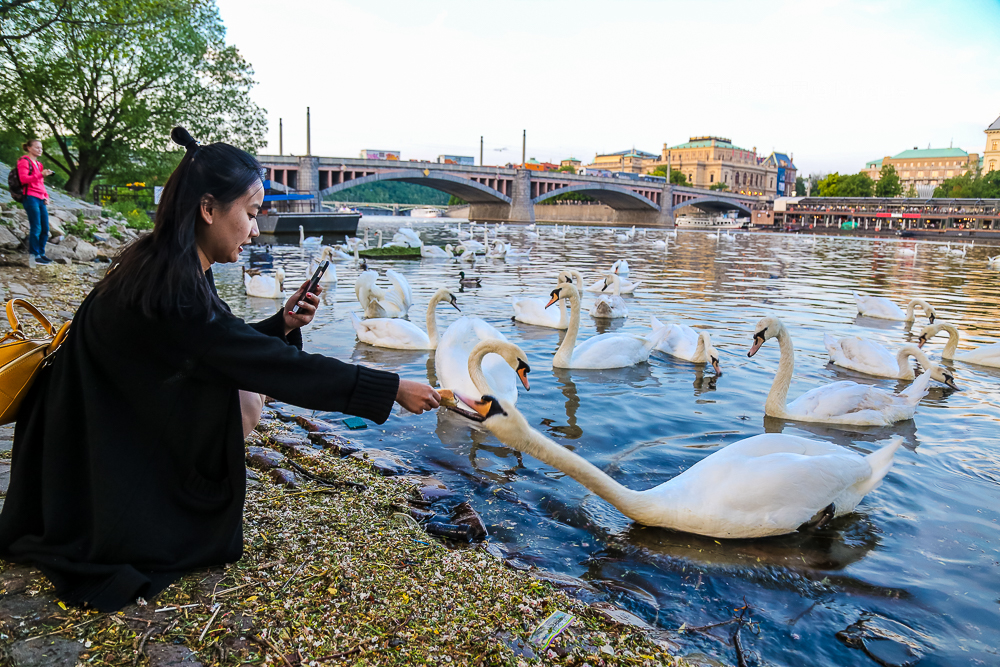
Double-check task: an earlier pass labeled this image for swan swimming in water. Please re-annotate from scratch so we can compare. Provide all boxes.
[435,319,530,409]
[748,316,932,426]
[648,316,722,374]
[824,334,959,385]
[447,341,903,539]
[511,270,583,329]
[298,225,322,248]
[918,322,1000,368]
[590,273,628,319]
[852,291,936,323]
[243,267,285,298]
[350,287,460,350]
[307,247,338,285]
[355,269,413,319]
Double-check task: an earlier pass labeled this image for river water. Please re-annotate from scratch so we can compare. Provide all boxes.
[217,217,1000,667]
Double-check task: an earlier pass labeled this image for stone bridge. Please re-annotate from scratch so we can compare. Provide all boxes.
[257,155,760,224]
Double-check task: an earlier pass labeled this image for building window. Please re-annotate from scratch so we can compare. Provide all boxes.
[710,174,714,182]
[993,141,998,150]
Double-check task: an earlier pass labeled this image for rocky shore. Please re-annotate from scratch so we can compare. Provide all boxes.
[0,263,685,667]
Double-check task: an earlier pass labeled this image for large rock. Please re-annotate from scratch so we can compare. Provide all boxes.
[73,240,98,262]
[8,637,84,667]
[43,242,73,264]
[0,225,20,250]
[145,643,205,667]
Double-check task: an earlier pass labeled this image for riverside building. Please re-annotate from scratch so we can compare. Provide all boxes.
[985,113,1000,173]
[864,147,980,195]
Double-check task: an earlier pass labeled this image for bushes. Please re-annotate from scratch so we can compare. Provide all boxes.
[63,211,98,241]
[103,200,153,230]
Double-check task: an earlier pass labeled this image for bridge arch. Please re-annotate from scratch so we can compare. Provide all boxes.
[320,169,510,204]
[672,196,753,216]
[533,183,659,210]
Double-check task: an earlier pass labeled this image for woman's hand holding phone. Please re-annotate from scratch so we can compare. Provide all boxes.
[282,280,322,334]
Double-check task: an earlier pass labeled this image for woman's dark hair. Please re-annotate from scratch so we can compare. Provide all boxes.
[96,127,265,320]
[21,138,40,152]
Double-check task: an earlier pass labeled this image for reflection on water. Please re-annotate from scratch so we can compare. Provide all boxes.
[216,218,1000,667]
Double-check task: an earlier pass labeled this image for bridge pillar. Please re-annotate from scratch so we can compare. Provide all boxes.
[467,168,534,223]
[657,184,676,226]
[297,156,320,212]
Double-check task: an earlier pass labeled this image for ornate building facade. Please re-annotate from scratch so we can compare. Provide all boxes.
[985,114,1000,174]
[863,147,980,191]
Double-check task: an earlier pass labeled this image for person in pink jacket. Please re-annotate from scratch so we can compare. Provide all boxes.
[18,139,55,264]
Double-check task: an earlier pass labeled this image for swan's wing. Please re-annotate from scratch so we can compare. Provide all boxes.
[352,314,428,349]
[571,333,652,368]
[470,318,507,343]
[482,354,518,403]
[833,336,898,375]
[956,342,1000,366]
[787,381,898,419]
[384,269,413,311]
[513,297,560,326]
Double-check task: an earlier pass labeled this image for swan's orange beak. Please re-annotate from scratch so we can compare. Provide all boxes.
[748,330,766,357]
[516,359,531,391]
[917,334,927,349]
[545,289,562,309]
[450,392,495,422]
[711,356,722,375]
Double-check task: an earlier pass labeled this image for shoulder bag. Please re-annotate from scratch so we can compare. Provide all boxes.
[0,299,71,425]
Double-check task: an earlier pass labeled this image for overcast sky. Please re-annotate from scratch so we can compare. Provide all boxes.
[216,0,1000,176]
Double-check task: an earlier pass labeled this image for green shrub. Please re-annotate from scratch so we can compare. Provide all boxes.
[104,200,153,230]
[63,217,98,241]
[108,225,123,241]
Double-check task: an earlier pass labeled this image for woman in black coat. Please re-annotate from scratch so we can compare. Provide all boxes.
[0,128,440,611]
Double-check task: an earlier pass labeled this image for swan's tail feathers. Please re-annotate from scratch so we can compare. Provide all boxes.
[823,333,839,357]
[349,311,365,336]
[650,314,664,331]
[899,369,932,405]
[855,436,903,497]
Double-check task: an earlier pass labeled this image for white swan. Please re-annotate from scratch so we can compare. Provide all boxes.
[243,267,285,298]
[590,273,628,319]
[457,222,472,240]
[748,316,932,426]
[585,259,633,292]
[449,342,903,539]
[350,288,460,350]
[307,247,338,285]
[547,283,667,369]
[512,270,583,329]
[918,322,1000,368]
[388,227,423,248]
[824,334,958,385]
[946,243,967,257]
[435,317,529,408]
[852,292,936,323]
[298,225,322,248]
[355,269,413,319]
[420,244,453,258]
[987,255,1000,268]
[648,316,722,374]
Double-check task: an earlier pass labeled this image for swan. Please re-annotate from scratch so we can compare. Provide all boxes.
[355,269,413,318]
[421,244,453,258]
[512,270,584,329]
[351,288,460,350]
[298,225,322,248]
[435,318,530,408]
[584,259,634,292]
[648,316,722,374]
[898,245,917,258]
[824,335,958,385]
[457,222,472,240]
[388,228,423,248]
[652,238,668,250]
[946,243,967,257]
[852,292,936,323]
[448,342,903,539]
[918,322,1000,368]
[243,267,285,298]
[547,283,668,369]
[988,255,1000,268]
[307,248,338,285]
[505,244,531,257]
[590,273,628,319]
[328,245,354,260]
[748,316,932,426]
[615,231,629,242]
[625,226,636,240]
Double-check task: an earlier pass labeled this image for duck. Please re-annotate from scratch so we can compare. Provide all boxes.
[307,247,338,285]
[447,341,903,539]
[546,282,668,369]
[350,287,460,350]
[824,334,959,385]
[852,292,936,323]
[648,316,722,374]
[590,273,628,319]
[420,244,453,258]
[298,225,323,248]
[458,270,482,288]
[355,269,413,318]
[918,322,1000,368]
[435,318,530,409]
[748,316,932,426]
[243,267,285,299]
[512,270,584,329]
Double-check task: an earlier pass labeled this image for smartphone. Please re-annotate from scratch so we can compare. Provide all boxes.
[290,260,329,314]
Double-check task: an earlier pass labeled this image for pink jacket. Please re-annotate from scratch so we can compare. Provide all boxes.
[17,156,47,200]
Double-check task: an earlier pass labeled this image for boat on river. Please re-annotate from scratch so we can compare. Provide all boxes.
[256,211,360,236]
[410,207,442,218]
[675,214,749,229]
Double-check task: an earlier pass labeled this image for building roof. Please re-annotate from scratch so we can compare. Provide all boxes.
[891,147,970,159]
[764,152,797,170]
[866,160,881,168]
[668,137,750,152]
[988,114,1000,132]
[595,149,657,159]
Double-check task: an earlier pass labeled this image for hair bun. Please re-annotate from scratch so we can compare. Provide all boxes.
[171,126,199,151]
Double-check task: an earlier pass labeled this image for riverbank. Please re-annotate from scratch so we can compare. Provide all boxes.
[0,262,686,667]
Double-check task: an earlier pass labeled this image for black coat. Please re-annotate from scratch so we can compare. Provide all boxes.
[0,270,399,611]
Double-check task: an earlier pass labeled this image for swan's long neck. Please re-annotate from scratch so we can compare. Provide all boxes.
[894,347,921,379]
[377,230,383,248]
[765,327,794,418]
[554,291,581,367]
[510,418,647,521]
[938,323,959,358]
[905,299,931,322]
[694,332,710,362]
[425,291,446,348]
[469,339,508,395]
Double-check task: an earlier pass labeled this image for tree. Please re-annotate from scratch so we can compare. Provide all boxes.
[1,0,70,41]
[875,164,902,197]
[556,165,576,174]
[794,175,806,196]
[838,173,875,198]
[905,183,917,198]
[933,170,1000,198]
[817,172,841,197]
[650,165,687,185]
[0,0,266,197]
[709,182,728,191]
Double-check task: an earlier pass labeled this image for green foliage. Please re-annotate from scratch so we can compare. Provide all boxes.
[709,182,729,191]
[358,246,421,259]
[104,200,153,230]
[816,172,841,197]
[447,195,467,206]
[63,218,98,241]
[649,166,687,185]
[905,183,918,198]
[108,224,124,241]
[795,175,806,196]
[0,0,267,197]
[324,182,451,205]
[837,173,875,197]
[933,170,1000,198]
[875,165,902,197]
[543,192,594,203]
[556,165,576,174]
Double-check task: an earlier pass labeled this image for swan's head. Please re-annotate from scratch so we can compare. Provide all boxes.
[434,288,461,312]
[928,365,959,390]
[917,323,944,348]
[468,340,531,392]
[748,316,785,357]
[699,332,722,375]
[545,283,579,308]
[447,394,533,449]
[275,267,285,286]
